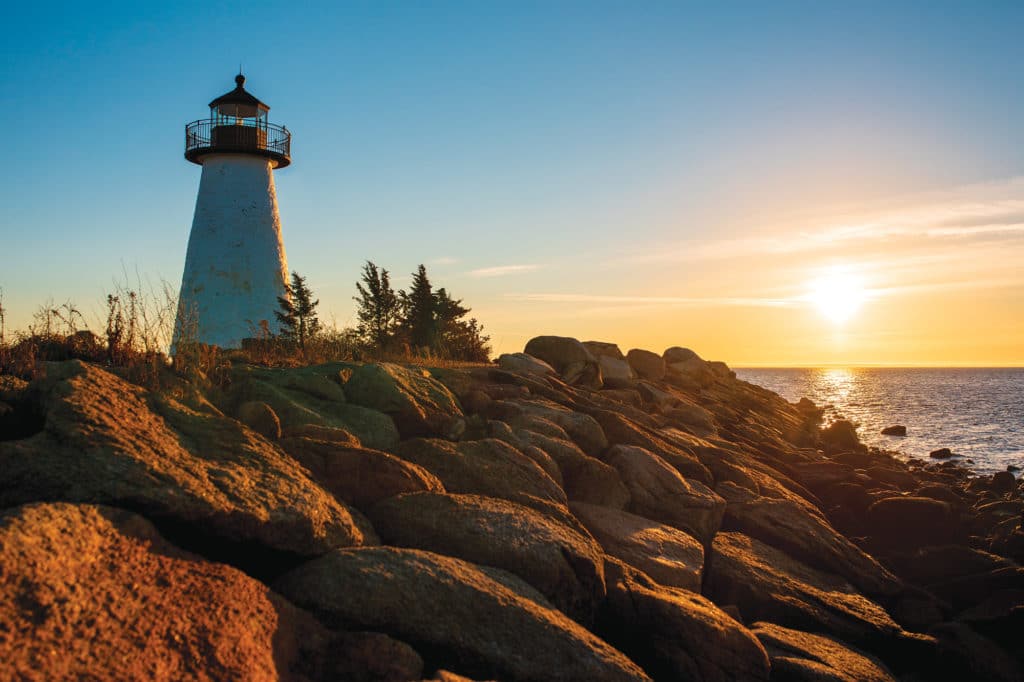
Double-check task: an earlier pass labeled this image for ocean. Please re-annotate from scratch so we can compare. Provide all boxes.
[734,367,1024,476]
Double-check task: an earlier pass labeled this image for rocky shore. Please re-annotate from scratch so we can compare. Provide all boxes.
[1,336,1021,681]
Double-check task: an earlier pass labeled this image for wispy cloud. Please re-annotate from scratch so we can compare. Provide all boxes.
[626,176,1024,266]
[431,256,459,266]
[505,293,793,308]
[468,264,541,278]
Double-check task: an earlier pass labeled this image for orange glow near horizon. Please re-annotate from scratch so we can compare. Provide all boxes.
[474,178,1024,367]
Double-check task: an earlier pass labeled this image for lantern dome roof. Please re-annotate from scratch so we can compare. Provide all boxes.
[208,74,269,114]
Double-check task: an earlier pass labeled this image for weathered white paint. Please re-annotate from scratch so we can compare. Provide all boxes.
[174,154,288,348]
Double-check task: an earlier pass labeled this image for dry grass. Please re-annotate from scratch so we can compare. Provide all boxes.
[1,279,494,387]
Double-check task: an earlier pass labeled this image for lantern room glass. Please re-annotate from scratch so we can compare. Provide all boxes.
[211,103,268,129]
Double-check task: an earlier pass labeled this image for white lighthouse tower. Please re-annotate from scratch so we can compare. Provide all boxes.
[175,74,292,348]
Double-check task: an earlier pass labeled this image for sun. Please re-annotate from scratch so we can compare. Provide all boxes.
[806,267,868,324]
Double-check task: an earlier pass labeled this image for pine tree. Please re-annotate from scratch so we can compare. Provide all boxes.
[434,287,491,361]
[399,264,437,351]
[275,271,320,349]
[353,261,399,351]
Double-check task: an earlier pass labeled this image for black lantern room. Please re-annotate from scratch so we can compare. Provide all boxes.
[185,74,291,168]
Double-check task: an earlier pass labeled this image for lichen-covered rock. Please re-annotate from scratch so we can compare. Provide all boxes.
[599,559,770,682]
[0,502,413,682]
[394,438,567,512]
[592,410,713,485]
[751,622,896,682]
[663,402,716,437]
[705,532,906,647]
[0,361,368,558]
[368,492,606,624]
[571,502,704,591]
[928,622,1023,682]
[275,547,651,682]
[601,444,725,544]
[596,355,637,389]
[626,349,666,381]
[224,366,399,450]
[279,437,444,510]
[489,398,608,455]
[865,496,956,548]
[486,419,565,486]
[524,336,603,389]
[515,429,630,509]
[585,342,636,388]
[284,423,362,446]
[497,353,557,377]
[344,362,465,438]
[663,347,702,365]
[717,481,902,598]
[662,348,714,387]
[237,400,282,440]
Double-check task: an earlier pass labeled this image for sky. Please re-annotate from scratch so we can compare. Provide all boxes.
[1,1,1022,366]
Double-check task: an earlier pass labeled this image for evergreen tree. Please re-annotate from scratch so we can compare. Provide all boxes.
[434,287,491,361]
[275,271,320,349]
[353,261,399,351]
[399,264,436,350]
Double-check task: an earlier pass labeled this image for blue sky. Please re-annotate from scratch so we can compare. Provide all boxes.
[2,2,1023,363]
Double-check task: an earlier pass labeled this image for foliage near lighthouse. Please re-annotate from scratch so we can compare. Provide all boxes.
[275,272,321,350]
[354,260,491,362]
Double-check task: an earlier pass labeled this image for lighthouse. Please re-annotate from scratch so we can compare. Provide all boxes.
[175,74,292,349]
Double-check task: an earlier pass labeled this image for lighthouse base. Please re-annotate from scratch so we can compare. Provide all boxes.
[174,154,288,349]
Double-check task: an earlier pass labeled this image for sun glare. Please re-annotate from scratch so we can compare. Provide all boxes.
[806,267,868,324]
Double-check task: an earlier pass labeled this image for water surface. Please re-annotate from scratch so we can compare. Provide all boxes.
[734,367,1024,476]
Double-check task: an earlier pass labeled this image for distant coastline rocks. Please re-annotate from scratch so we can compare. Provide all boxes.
[881,425,907,436]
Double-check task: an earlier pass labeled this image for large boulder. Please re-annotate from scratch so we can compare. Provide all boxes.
[523,336,603,389]
[663,347,702,364]
[275,547,651,681]
[486,420,564,486]
[583,341,626,360]
[571,502,704,591]
[497,353,556,377]
[279,437,444,510]
[717,481,902,598]
[599,559,770,682]
[596,356,637,389]
[662,348,714,387]
[0,502,420,682]
[490,398,608,455]
[584,342,636,389]
[626,349,666,381]
[393,438,567,512]
[0,361,369,559]
[601,444,725,544]
[368,492,606,625]
[592,410,713,485]
[237,400,282,440]
[515,429,630,509]
[705,532,907,649]
[663,402,716,437]
[223,364,400,450]
[865,496,956,548]
[928,622,1024,682]
[750,622,896,682]
[344,363,465,439]
[636,381,678,412]
[879,545,1016,587]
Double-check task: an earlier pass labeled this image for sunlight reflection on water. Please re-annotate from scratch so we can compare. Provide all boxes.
[735,367,1024,476]
[818,368,854,404]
